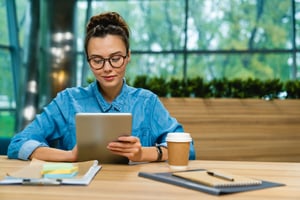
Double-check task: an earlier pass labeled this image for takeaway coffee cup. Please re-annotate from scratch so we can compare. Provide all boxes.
[166,132,192,170]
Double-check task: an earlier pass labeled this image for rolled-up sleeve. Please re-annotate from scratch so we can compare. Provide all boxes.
[7,89,75,160]
[18,140,48,160]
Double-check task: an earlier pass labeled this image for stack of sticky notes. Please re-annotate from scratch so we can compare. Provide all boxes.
[41,163,78,179]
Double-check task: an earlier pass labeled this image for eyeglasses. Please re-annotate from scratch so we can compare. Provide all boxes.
[88,54,127,70]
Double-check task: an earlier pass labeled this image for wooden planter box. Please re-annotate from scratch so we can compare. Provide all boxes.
[160,98,300,162]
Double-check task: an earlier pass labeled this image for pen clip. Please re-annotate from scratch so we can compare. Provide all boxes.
[206,171,234,181]
[22,178,62,185]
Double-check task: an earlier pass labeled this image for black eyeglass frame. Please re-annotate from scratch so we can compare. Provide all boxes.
[87,54,128,70]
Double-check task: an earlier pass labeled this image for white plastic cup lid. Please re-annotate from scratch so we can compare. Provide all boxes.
[166,132,192,142]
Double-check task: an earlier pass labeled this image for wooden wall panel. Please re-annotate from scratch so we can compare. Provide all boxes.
[160,98,300,162]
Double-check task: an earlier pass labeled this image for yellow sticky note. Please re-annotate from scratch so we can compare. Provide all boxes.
[41,163,78,175]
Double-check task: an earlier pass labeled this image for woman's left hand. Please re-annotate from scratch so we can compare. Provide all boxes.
[107,136,143,162]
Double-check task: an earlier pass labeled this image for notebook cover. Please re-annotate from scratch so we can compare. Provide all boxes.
[173,170,262,187]
[138,170,285,195]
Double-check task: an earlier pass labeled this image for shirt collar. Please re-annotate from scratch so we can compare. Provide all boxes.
[92,79,129,112]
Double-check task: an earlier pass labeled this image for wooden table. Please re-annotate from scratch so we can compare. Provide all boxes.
[0,156,299,200]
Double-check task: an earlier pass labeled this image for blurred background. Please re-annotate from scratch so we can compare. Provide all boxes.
[0,0,300,149]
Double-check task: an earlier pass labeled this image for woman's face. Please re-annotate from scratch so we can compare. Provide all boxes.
[87,35,130,91]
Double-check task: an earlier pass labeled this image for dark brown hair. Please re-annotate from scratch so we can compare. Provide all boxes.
[84,11,130,58]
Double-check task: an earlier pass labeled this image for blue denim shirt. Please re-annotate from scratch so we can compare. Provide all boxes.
[7,80,196,160]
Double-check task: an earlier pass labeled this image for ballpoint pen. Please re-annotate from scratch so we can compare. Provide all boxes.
[206,171,234,181]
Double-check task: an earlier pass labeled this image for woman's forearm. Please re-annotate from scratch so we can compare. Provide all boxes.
[29,146,77,162]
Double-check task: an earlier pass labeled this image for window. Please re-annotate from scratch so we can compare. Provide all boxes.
[1,0,300,139]
[0,0,26,138]
[75,0,299,84]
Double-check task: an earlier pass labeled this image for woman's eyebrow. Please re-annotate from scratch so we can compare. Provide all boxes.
[89,51,125,58]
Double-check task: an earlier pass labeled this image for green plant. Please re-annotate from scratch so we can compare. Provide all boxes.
[229,78,245,98]
[147,77,168,97]
[132,75,149,90]
[262,79,283,99]
[207,78,231,98]
[285,80,300,99]
[243,78,264,98]
[187,77,204,97]
[168,78,188,97]
[86,74,300,99]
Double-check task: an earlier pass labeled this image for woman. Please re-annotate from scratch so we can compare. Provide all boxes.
[7,11,195,162]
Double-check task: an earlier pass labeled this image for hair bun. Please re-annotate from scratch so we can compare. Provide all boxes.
[86,12,129,38]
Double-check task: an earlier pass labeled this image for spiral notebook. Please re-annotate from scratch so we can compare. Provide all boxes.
[172,170,262,187]
[138,169,285,195]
